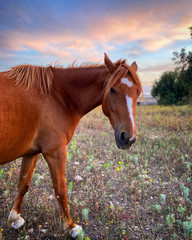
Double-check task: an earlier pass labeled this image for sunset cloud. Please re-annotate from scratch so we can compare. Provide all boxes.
[0,0,191,88]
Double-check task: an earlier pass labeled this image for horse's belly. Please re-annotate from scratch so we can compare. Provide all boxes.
[0,91,40,164]
[0,128,38,165]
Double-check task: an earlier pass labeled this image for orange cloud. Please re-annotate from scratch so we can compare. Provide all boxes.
[88,8,192,52]
[1,1,191,63]
[1,0,191,89]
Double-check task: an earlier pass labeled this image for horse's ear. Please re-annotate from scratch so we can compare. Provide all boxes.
[104,53,115,73]
[131,61,138,71]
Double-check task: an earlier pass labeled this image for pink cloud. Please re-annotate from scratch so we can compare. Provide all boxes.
[88,6,192,51]
[1,1,191,57]
[0,0,191,82]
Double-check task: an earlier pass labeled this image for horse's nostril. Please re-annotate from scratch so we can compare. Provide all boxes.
[120,132,126,143]
[118,131,136,149]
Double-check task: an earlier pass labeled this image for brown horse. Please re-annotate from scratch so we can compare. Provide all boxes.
[0,54,143,238]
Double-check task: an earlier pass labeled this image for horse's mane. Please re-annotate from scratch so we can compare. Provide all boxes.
[5,63,106,95]
[5,62,106,96]
[5,60,143,98]
[6,65,53,95]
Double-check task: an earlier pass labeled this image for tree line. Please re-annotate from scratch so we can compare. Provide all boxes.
[151,28,192,105]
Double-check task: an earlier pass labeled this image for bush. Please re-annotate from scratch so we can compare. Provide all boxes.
[151,71,178,105]
[151,48,192,105]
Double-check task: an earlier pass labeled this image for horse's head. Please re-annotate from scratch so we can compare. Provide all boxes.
[102,53,143,150]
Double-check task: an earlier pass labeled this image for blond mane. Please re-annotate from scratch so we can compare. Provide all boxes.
[6,65,53,95]
[5,61,143,98]
[5,63,105,95]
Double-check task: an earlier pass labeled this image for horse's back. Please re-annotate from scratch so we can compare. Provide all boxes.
[0,72,41,164]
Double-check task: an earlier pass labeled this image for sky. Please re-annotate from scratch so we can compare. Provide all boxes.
[0,0,192,96]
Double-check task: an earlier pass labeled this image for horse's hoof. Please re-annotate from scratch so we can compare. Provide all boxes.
[69,224,83,239]
[8,209,25,229]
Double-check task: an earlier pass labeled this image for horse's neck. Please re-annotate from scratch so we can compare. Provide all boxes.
[54,67,108,117]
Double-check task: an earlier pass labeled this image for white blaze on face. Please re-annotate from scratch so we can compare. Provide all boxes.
[121,78,135,137]
[126,96,135,132]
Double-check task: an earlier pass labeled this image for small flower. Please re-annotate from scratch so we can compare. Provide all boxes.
[122,212,127,221]
[117,167,120,171]
[95,202,99,211]
[1,228,3,231]
[111,221,113,223]
[149,179,152,182]
[131,214,135,220]
[159,178,161,181]
[135,202,139,204]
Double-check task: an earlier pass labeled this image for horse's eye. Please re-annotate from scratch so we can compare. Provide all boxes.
[110,87,116,93]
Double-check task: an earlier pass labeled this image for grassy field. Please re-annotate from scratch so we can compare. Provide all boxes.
[0,105,192,240]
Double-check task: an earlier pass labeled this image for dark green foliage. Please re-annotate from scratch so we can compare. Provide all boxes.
[176,66,192,104]
[152,48,192,105]
[151,71,178,105]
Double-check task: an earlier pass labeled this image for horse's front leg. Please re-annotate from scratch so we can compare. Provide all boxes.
[8,154,39,229]
[43,146,82,238]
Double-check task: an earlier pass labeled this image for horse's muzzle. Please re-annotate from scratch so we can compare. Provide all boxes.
[115,128,136,150]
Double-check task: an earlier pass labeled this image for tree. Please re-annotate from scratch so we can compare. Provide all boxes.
[172,48,192,71]
[173,48,192,104]
[151,71,178,105]
[151,48,192,105]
